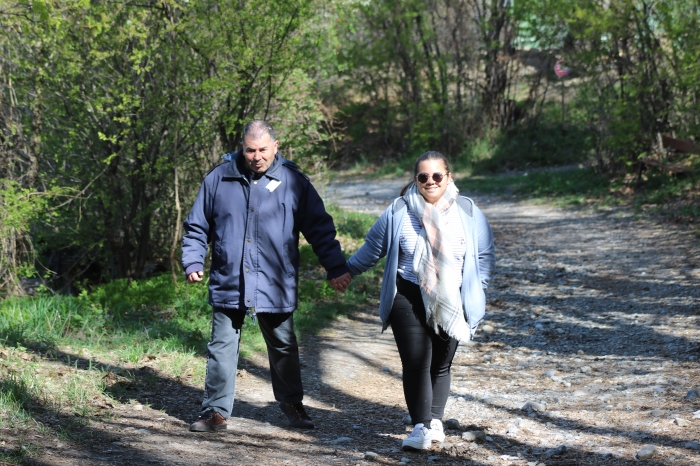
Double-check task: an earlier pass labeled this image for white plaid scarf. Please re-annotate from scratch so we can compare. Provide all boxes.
[405,181,471,342]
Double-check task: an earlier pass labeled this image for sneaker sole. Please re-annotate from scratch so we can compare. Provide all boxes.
[402,438,431,451]
[402,443,430,451]
[431,433,445,443]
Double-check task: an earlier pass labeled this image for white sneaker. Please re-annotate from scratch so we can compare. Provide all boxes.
[430,419,445,443]
[402,423,431,451]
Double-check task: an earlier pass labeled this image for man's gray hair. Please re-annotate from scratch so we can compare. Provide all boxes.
[242,120,276,142]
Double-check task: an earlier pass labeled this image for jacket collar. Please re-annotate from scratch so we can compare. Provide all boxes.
[225,150,283,181]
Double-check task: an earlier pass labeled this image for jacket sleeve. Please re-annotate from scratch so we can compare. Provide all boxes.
[474,204,495,289]
[181,180,211,276]
[346,205,392,277]
[297,181,350,280]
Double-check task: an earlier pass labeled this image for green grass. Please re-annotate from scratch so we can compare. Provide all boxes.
[327,205,379,240]
[0,205,382,464]
[457,166,609,199]
[461,111,593,176]
[457,165,699,224]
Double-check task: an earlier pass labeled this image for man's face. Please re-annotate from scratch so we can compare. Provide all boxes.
[242,133,279,174]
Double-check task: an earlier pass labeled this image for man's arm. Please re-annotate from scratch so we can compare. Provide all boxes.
[296,180,350,281]
[181,181,211,281]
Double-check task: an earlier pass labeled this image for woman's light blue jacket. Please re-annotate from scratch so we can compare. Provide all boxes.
[346,196,496,334]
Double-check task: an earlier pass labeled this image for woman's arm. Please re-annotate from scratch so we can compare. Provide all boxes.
[474,205,496,288]
[346,205,393,276]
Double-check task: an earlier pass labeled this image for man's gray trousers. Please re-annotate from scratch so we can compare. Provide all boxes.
[200,308,304,418]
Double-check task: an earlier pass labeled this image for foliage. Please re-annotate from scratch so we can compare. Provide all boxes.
[517,0,700,172]
[2,0,699,291]
[0,181,56,295]
[328,0,520,160]
[0,0,334,290]
[462,101,593,174]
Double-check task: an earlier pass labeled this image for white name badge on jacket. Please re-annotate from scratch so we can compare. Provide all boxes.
[266,180,281,192]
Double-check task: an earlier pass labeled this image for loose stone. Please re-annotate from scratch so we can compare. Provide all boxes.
[636,445,656,460]
[594,448,616,458]
[684,441,700,450]
[546,445,567,456]
[444,418,460,430]
[402,415,412,425]
[686,388,700,400]
[462,431,486,442]
[522,401,546,412]
[649,408,665,417]
[329,437,353,444]
[364,452,379,461]
[674,417,690,427]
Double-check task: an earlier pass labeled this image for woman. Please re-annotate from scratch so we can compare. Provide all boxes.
[346,151,495,451]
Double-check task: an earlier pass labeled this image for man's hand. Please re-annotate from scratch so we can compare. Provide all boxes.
[329,272,352,293]
[187,270,204,283]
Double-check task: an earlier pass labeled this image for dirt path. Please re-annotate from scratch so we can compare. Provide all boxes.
[25,176,700,466]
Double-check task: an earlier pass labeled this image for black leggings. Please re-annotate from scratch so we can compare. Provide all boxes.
[389,274,459,426]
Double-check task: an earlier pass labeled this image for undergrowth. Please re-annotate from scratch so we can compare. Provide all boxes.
[0,205,381,464]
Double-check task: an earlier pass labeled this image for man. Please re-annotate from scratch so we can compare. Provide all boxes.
[182,120,351,432]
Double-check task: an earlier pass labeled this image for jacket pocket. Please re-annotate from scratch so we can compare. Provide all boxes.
[282,243,295,278]
[279,204,296,277]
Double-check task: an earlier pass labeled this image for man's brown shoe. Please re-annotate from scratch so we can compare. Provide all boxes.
[189,410,227,432]
[279,402,314,429]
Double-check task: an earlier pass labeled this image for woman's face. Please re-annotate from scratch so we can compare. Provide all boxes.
[415,159,451,205]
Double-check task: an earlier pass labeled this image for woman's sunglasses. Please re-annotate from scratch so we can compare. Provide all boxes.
[416,172,446,184]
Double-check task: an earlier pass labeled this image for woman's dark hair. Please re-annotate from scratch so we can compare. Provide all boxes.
[399,151,452,196]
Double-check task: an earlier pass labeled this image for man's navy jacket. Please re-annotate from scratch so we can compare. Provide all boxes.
[181,151,349,312]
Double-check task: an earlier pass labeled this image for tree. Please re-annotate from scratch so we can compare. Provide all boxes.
[0,0,332,292]
[517,0,700,171]
[330,0,521,157]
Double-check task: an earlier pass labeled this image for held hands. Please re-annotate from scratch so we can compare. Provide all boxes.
[190,268,350,293]
[187,270,204,283]
[329,272,352,293]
